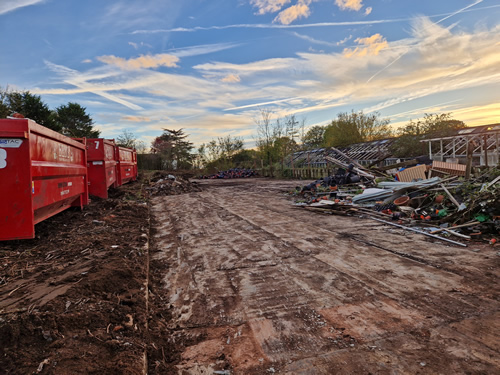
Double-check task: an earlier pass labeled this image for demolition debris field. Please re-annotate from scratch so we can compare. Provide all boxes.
[1,177,499,374]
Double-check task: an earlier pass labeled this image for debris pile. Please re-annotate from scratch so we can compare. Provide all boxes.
[199,168,258,179]
[146,171,202,196]
[294,158,500,247]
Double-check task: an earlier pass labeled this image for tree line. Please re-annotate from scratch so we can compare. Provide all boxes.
[148,109,466,174]
[1,86,468,172]
[0,86,100,138]
[0,87,146,151]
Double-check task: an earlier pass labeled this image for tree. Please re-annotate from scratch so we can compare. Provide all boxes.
[151,128,194,169]
[0,87,10,119]
[116,130,137,148]
[116,130,147,153]
[390,113,467,157]
[55,102,99,138]
[324,110,392,147]
[302,125,326,149]
[197,135,244,171]
[254,109,279,175]
[1,88,59,131]
[135,140,147,154]
[231,149,259,168]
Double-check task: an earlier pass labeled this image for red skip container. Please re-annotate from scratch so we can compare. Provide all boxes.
[115,146,137,186]
[86,138,118,198]
[0,119,88,240]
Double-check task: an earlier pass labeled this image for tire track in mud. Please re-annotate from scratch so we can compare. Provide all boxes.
[150,179,500,374]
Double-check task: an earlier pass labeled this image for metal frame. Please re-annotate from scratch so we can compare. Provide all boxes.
[421,125,500,167]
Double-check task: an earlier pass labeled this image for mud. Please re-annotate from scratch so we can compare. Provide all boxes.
[1,178,499,374]
[151,178,499,374]
[0,181,151,375]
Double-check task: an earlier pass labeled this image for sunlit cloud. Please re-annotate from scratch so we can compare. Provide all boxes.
[274,0,312,25]
[97,54,179,70]
[221,74,241,83]
[343,33,388,57]
[33,14,500,147]
[81,59,92,64]
[449,103,500,126]
[250,0,291,15]
[385,99,463,120]
[335,0,363,12]
[194,58,297,74]
[365,7,372,16]
[121,116,152,122]
[131,3,500,35]
[0,0,44,15]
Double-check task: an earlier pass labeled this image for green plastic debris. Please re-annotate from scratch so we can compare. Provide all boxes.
[474,213,490,222]
[438,209,448,218]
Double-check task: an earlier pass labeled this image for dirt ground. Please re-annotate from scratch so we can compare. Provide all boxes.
[1,177,499,374]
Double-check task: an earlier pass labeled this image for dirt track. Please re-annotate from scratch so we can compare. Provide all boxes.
[1,177,499,374]
[151,178,499,374]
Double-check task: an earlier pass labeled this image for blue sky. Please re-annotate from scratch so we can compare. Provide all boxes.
[1,0,499,148]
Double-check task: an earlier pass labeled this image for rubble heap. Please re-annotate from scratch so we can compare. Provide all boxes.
[294,158,500,247]
[146,171,202,196]
[199,168,258,179]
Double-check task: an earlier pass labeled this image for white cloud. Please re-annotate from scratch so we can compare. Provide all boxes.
[335,0,363,12]
[292,32,336,46]
[128,41,153,50]
[81,59,92,64]
[167,42,241,58]
[365,7,372,15]
[0,0,44,15]
[337,35,352,45]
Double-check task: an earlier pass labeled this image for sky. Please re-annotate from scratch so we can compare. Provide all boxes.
[1,0,499,149]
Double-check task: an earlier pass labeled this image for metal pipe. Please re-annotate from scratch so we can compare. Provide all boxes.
[368,217,467,247]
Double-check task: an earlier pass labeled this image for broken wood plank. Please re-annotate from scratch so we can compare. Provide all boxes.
[430,221,480,234]
[440,184,462,209]
[330,146,367,171]
[324,156,375,179]
[368,217,467,247]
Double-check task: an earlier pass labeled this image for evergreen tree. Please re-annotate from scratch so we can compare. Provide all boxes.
[152,128,194,169]
[1,88,59,131]
[54,102,99,138]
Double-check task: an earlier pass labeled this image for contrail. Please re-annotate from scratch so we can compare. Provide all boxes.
[131,2,497,35]
[225,96,304,111]
[132,19,407,34]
